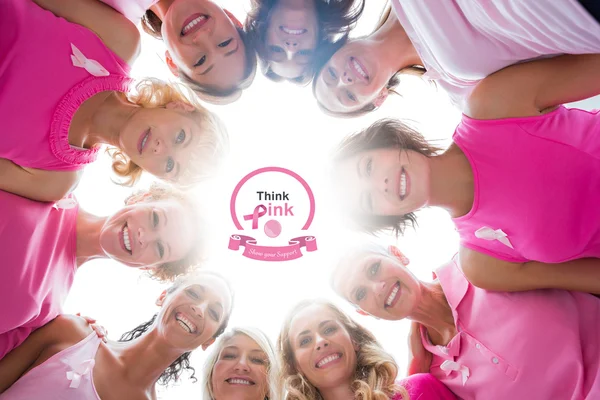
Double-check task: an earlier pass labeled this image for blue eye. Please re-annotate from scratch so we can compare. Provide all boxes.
[223,353,236,359]
[152,211,159,227]
[166,157,175,173]
[219,38,233,47]
[347,90,357,102]
[298,49,312,57]
[186,288,199,299]
[157,242,165,259]
[355,288,366,302]
[328,67,337,79]
[369,261,381,277]
[324,326,336,335]
[269,45,284,53]
[209,308,219,321]
[176,130,185,144]
[300,337,311,346]
[194,55,206,67]
[252,358,267,365]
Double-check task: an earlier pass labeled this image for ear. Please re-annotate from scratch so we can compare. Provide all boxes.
[373,88,389,108]
[155,289,168,307]
[165,50,179,77]
[166,101,195,112]
[202,337,216,350]
[223,9,243,30]
[355,308,370,317]
[389,245,410,266]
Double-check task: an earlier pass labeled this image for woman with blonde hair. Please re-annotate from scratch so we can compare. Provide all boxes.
[202,327,282,400]
[278,299,454,399]
[0,0,228,203]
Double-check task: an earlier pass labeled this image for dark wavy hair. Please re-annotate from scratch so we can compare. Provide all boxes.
[141,11,257,104]
[245,0,365,85]
[334,119,442,235]
[118,271,235,386]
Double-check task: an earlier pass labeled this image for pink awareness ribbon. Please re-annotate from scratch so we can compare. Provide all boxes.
[474,226,514,249]
[63,358,96,389]
[440,360,470,386]
[70,44,110,77]
[243,205,267,230]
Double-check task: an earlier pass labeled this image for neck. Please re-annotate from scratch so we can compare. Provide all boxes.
[319,381,354,400]
[152,0,175,20]
[427,145,474,218]
[75,209,108,267]
[370,11,422,74]
[110,328,186,390]
[83,92,138,149]
[409,282,456,346]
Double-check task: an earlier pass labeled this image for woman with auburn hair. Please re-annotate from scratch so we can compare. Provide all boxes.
[278,299,455,400]
[245,0,364,85]
[202,327,282,400]
[0,0,228,203]
[332,52,600,294]
[0,183,205,361]
[0,271,234,399]
[331,244,600,399]
[313,1,600,117]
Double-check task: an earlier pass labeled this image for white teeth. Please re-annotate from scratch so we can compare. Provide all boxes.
[227,378,252,385]
[351,58,367,79]
[175,313,197,334]
[317,354,340,368]
[386,283,400,307]
[282,26,305,35]
[400,171,407,197]
[123,226,131,252]
[141,133,148,151]
[182,16,206,34]
[177,320,192,333]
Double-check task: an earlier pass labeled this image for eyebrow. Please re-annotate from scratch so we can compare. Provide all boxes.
[356,158,362,178]
[198,44,239,76]
[297,320,333,338]
[225,43,239,57]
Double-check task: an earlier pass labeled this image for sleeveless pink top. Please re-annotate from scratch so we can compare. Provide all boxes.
[395,373,457,399]
[0,333,102,400]
[100,0,159,24]
[0,0,132,171]
[0,191,78,360]
[452,106,600,263]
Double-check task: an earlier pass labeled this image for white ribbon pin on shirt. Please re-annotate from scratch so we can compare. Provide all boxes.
[64,358,96,389]
[440,360,470,386]
[71,44,110,77]
[474,227,514,249]
[53,197,77,210]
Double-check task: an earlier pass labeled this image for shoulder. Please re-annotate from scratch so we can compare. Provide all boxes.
[399,373,457,399]
[45,315,93,340]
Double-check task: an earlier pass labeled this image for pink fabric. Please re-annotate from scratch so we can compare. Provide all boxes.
[0,191,78,360]
[0,0,132,172]
[0,333,102,399]
[421,257,600,399]
[452,106,600,263]
[395,374,457,399]
[99,0,159,24]
[391,0,600,108]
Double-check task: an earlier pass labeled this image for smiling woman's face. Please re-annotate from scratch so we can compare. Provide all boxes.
[263,0,318,80]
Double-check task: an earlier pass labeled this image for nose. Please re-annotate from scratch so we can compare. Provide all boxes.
[235,355,251,372]
[315,334,329,351]
[284,39,298,50]
[341,69,354,85]
[374,281,386,297]
[137,226,158,249]
[190,303,205,319]
[377,177,389,194]
[151,137,167,155]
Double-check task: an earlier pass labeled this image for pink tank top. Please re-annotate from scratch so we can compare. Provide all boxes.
[0,192,78,360]
[0,0,132,171]
[0,333,102,400]
[100,0,159,24]
[452,106,600,263]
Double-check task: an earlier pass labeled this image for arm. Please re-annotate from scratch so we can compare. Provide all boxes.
[0,158,81,202]
[465,54,600,119]
[31,0,140,64]
[459,247,600,294]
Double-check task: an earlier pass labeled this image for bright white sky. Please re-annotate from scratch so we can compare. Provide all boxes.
[64,1,600,398]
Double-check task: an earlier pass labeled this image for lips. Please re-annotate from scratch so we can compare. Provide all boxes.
[348,56,369,83]
[225,377,256,385]
[181,14,209,36]
[280,26,307,35]
[175,311,198,334]
[315,352,342,368]
[138,129,150,155]
[119,222,132,255]
[384,281,401,308]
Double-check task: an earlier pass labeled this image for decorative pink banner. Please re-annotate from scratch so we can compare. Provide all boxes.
[228,235,317,261]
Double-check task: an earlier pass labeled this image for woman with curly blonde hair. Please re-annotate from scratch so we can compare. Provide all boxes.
[278,299,450,400]
[202,327,283,400]
[1,0,228,203]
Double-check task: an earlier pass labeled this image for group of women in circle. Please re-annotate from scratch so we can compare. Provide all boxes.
[1,0,599,399]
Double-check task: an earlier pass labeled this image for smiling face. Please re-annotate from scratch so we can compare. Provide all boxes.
[119,106,202,183]
[288,304,357,390]
[332,249,421,321]
[161,0,247,91]
[315,39,392,113]
[264,0,318,80]
[99,200,195,269]
[156,275,232,351]
[334,148,431,217]
[211,334,270,400]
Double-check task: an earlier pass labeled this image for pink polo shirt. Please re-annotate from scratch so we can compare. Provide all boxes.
[421,257,600,399]
[391,0,600,108]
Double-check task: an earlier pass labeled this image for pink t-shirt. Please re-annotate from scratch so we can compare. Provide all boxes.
[395,374,457,400]
[0,0,132,171]
[0,191,78,360]
[421,257,600,399]
[391,0,600,108]
[452,106,600,263]
[100,0,158,24]
[0,333,102,400]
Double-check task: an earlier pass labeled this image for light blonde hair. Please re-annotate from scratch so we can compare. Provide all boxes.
[278,300,408,400]
[123,182,205,281]
[202,327,283,400]
[108,78,229,186]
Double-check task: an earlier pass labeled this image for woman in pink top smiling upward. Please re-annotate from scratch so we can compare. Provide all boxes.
[278,299,456,400]
[332,52,600,294]
[331,244,600,399]
[0,0,227,203]
[0,183,205,361]
[0,271,234,400]
[313,1,600,116]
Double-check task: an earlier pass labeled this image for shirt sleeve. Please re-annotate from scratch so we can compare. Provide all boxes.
[397,374,458,400]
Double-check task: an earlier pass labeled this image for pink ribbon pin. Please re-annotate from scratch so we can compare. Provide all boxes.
[474,227,514,249]
[243,205,267,230]
[440,360,470,386]
[64,359,95,389]
[70,44,110,77]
